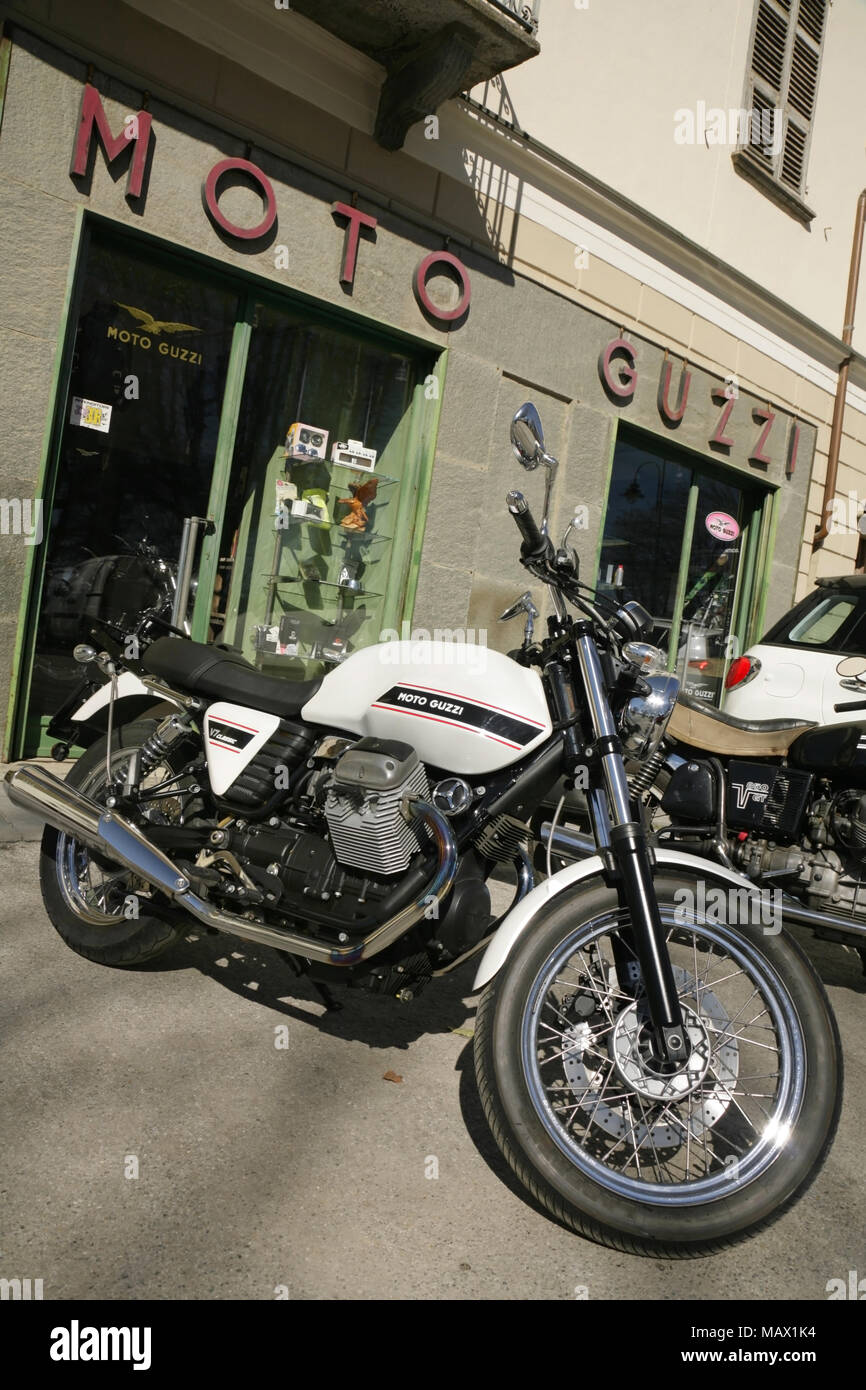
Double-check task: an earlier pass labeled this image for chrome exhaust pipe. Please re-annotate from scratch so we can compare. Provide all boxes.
[5,766,457,966]
[540,821,595,859]
[777,893,866,943]
[6,765,192,896]
[6,764,101,845]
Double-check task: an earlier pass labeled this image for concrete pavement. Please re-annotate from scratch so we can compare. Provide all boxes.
[1,837,865,1300]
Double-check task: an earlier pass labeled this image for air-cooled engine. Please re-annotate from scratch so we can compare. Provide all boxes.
[324,738,429,874]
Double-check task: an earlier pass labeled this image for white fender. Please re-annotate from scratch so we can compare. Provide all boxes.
[72,671,173,722]
[473,849,761,990]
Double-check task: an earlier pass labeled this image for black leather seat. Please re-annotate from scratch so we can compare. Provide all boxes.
[143,637,322,720]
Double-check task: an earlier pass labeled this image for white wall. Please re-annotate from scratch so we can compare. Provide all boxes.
[485,0,866,352]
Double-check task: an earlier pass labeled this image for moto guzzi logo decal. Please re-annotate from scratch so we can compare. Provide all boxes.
[206,718,256,752]
[372,683,545,750]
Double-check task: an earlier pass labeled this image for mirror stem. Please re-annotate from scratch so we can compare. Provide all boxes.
[541,453,558,537]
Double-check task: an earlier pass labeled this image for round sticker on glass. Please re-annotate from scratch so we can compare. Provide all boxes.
[705,511,740,541]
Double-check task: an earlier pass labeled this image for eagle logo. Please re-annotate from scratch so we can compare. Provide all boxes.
[115,303,202,336]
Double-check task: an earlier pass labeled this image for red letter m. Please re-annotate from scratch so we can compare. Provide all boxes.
[70,84,153,199]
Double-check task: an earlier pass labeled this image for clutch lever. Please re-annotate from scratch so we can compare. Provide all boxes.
[498,590,539,648]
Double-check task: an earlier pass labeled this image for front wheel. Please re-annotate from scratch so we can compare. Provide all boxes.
[474,873,842,1256]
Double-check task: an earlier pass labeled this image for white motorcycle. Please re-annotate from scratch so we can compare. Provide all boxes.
[7,404,842,1255]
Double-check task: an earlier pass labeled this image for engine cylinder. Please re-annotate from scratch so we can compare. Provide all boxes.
[324,738,429,874]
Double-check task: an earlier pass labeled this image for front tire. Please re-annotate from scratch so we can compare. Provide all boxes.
[39,719,194,967]
[474,873,842,1256]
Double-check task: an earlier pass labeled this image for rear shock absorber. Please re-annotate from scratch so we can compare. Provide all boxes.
[138,715,191,776]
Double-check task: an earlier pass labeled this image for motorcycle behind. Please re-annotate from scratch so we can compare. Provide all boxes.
[6,405,842,1255]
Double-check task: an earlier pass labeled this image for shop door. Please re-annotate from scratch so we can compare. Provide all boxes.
[596,430,770,705]
[17,224,241,754]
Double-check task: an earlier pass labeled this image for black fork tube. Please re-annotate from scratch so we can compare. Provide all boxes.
[574,629,687,1062]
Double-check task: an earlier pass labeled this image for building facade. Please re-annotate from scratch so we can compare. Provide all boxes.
[0,0,862,758]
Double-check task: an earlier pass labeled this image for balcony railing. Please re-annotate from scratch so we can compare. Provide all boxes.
[484,0,540,35]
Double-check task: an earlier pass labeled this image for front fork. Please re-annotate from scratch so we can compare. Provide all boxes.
[549,629,688,1065]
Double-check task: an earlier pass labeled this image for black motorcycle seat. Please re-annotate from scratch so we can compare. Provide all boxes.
[142,637,322,720]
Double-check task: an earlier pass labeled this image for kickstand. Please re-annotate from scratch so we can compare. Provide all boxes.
[277,950,343,1011]
[312,981,343,1013]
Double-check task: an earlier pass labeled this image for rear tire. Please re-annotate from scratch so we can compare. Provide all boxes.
[39,720,191,967]
[474,872,842,1256]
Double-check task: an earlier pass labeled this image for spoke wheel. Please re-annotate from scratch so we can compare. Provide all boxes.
[475,873,842,1255]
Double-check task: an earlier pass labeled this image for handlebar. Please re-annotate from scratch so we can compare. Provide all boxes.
[507,490,548,559]
[505,490,624,649]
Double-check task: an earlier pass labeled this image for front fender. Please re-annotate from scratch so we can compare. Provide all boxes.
[473,849,760,991]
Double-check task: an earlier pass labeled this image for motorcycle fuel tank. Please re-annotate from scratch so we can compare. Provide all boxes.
[301,640,552,775]
[789,721,866,781]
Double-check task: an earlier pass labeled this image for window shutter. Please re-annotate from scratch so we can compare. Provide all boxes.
[743,0,827,200]
[752,2,787,92]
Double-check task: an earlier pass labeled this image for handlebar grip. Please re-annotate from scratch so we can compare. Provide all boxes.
[834,699,866,713]
[507,490,546,557]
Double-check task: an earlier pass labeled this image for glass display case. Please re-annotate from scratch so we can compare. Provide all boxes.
[252,449,399,673]
[208,299,433,679]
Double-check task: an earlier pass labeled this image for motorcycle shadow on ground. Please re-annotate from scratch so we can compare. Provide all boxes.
[140,926,481,1050]
[128,921,545,1204]
[786,924,866,995]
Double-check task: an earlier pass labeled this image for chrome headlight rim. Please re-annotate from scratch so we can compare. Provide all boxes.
[620,673,681,762]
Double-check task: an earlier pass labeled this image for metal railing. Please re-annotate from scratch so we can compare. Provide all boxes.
[483,0,540,35]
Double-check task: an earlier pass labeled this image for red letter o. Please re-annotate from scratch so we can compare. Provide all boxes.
[203,158,277,241]
[414,251,472,323]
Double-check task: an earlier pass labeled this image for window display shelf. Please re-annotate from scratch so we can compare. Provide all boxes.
[271,514,392,546]
[285,458,399,485]
[263,575,383,599]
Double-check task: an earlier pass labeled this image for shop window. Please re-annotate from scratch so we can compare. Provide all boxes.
[597,431,768,707]
[13,223,440,757]
[205,300,431,677]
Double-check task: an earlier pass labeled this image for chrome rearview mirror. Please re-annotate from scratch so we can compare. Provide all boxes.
[511,402,559,537]
[837,656,866,680]
[511,402,545,469]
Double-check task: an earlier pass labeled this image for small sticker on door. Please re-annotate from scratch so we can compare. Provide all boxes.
[705,511,740,541]
[69,397,112,433]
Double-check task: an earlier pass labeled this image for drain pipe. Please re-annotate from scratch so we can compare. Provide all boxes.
[813,189,866,550]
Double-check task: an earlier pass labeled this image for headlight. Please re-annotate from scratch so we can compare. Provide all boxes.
[620,673,680,761]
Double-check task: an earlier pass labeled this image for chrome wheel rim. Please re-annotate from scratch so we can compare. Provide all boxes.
[521,906,805,1205]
